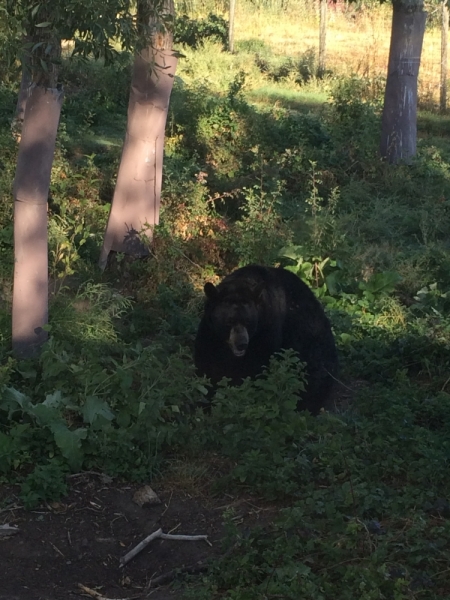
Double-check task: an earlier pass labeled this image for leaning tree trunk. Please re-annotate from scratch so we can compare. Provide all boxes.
[99,0,177,269]
[12,25,63,357]
[318,0,327,77]
[441,0,448,113]
[380,0,427,164]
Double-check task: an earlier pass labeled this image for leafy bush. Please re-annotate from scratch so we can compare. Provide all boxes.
[198,351,311,496]
[188,373,450,598]
[175,13,228,49]
[0,337,201,483]
[254,48,321,84]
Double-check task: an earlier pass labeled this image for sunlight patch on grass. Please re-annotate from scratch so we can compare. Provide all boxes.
[248,85,327,111]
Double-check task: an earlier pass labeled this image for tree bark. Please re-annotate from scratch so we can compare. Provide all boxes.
[318,0,327,76]
[229,0,236,53]
[12,85,64,357]
[380,0,426,164]
[12,18,62,357]
[441,0,448,113]
[99,1,177,269]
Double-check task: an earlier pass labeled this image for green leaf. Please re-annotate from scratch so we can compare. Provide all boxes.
[359,272,401,296]
[42,391,65,408]
[51,423,87,470]
[81,396,115,425]
[2,387,31,413]
[31,403,60,426]
[278,245,304,261]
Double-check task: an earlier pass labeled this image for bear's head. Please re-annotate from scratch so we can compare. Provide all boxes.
[203,280,262,358]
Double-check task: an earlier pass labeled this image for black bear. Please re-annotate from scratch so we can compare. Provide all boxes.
[194,264,338,414]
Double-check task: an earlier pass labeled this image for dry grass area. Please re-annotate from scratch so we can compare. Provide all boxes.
[234,3,444,105]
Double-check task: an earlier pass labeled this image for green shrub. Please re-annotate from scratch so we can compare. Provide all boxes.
[175,13,228,49]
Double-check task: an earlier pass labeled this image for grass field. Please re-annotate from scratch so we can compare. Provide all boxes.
[229,2,444,107]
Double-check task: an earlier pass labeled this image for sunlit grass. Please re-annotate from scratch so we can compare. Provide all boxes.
[232,2,444,105]
[248,84,327,111]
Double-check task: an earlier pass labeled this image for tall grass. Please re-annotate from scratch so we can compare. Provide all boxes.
[175,0,446,107]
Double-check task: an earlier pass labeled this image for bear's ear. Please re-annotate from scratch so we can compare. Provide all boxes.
[204,282,218,300]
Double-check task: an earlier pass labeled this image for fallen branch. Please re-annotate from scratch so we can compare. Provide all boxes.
[160,533,209,542]
[0,504,21,515]
[119,528,209,568]
[77,582,139,600]
[0,524,19,537]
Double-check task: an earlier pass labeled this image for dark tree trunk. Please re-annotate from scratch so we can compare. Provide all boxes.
[380,0,426,164]
[441,0,448,113]
[12,22,62,357]
[99,0,177,269]
[318,0,327,76]
[229,0,236,53]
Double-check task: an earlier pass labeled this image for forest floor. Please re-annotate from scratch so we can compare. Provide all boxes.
[1,472,271,600]
[0,382,355,600]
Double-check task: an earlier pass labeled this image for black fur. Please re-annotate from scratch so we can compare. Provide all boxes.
[194,265,338,414]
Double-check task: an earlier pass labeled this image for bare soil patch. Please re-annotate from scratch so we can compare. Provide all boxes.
[0,474,235,600]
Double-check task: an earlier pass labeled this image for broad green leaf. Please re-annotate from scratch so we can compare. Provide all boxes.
[278,245,304,261]
[43,391,65,408]
[51,423,87,470]
[2,387,31,412]
[31,403,61,426]
[82,396,115,425]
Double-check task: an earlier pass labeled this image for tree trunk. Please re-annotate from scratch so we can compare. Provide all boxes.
[229,0,236,53]
[441,0,448,113]
[99,1,177,269]
[318,0,327,77]
[12,20,62,357]
[12,85,64,357]
[380,0,426,164]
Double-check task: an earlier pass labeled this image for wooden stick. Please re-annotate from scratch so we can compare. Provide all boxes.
[77,582,139,600]
[160,533,208,542]
[119,528,163,568]
[119,529,209,568]
[0,524,19,536]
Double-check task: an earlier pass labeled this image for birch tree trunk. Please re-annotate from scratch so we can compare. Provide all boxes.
[12,26,63,357]
[99,0,177,269]
[441,0,448,113]
[379,0,426,164]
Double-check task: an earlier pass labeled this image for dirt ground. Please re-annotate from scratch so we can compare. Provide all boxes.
[0,473,242,600]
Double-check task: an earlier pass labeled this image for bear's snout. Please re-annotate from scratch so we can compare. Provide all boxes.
[229,324,249,357]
